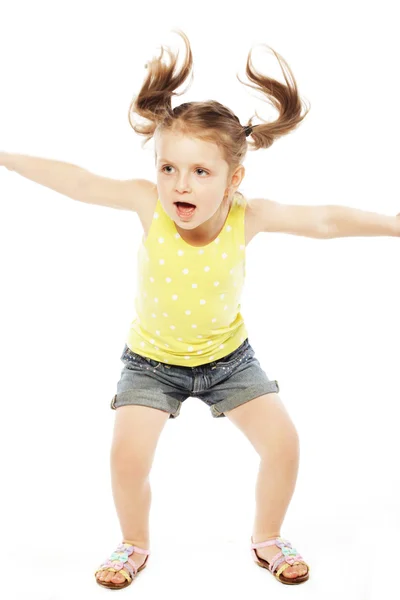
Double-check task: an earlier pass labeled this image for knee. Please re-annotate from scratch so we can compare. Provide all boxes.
[286,428,300,462]
[111,444,153,480]
[262,426,300,462]
[288,426,300,451]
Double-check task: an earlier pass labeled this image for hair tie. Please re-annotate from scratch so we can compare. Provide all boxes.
[243,125,253,137]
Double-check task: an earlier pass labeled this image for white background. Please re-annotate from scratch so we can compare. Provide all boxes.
[0,1,399,599]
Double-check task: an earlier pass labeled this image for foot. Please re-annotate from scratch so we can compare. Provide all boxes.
[96,546,148,586]
[253,536,308,579]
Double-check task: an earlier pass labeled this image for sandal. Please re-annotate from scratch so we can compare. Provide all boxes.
[94,540,150,589]
[250,536,310,585]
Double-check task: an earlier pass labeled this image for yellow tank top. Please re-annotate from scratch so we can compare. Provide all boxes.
[126,195,248,366]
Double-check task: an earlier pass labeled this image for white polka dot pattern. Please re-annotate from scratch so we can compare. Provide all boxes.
[127,196,248,366]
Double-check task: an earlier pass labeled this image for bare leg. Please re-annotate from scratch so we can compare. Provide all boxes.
[224,393,308,579]
[96,405,170,585]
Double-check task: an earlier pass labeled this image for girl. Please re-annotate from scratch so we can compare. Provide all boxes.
[3,29,398,591]
[99,28,312,588]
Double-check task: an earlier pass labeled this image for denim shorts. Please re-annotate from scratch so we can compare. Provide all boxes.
[110,338,279,419]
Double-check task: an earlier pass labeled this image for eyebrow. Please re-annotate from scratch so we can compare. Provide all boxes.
[158,157,214,168]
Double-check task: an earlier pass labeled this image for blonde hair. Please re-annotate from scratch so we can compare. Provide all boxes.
[128,29,310,207]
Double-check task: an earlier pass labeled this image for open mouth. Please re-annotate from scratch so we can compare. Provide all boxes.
[174,201,197,218]
[174,201,196,209]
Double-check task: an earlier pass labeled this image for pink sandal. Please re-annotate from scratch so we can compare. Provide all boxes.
[251,536,310,585]
[94,540,150,589]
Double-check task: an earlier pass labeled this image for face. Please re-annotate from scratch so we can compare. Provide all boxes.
[154,130,244,237]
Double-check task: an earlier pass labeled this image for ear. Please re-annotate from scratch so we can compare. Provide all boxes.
[231,165,245,192]
[223,166,245,205]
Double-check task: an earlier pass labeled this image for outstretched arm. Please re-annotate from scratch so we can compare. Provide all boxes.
[0,151,87,201]
[0,151,153,212]
[325,205,400,238]
[253,196,399,239]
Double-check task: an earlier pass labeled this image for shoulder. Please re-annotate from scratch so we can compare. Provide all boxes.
[233,193,264,245]
[137,187,158,234]
[233,192,259,214]
[244,196,281,234]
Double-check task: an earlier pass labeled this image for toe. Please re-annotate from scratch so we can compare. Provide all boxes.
[283,567,297,578]
[283,563,308,578]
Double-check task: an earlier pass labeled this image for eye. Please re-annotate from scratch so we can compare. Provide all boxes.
[161,166,208,176]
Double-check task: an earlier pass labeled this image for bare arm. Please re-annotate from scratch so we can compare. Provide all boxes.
[325,204,400,237]
[0,152,87,201]
[0,151,156,212]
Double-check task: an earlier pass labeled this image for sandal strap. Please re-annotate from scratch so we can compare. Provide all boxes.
[250,536,306,576]
[122,539,151,556]
[94,541,150,582]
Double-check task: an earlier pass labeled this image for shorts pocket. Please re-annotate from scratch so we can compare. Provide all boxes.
[213,340,253,368]
[121,345,161,369]
[140,355,161,368]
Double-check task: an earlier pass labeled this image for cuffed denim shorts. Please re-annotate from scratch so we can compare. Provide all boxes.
[110,338,279,419]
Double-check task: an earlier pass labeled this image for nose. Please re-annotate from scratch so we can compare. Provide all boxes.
[175,175,191,194]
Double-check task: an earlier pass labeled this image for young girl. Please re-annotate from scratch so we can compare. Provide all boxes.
[99,29,313,588]
[3,29,398,591]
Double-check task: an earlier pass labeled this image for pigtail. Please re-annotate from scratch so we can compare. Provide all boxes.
[128,29,194,147]
[237,45,311,150]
